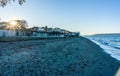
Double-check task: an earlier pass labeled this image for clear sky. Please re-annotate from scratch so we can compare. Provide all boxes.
[0,0,120,35]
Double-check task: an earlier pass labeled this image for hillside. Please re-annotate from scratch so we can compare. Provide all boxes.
[0,37,120,76]
[91,33,120,37]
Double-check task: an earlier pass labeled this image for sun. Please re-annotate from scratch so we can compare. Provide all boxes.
[9,21,17,26]
[7,20,18,30]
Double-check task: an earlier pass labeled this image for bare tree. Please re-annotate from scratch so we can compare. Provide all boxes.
[6,20,28,31]
[0,0,25,7]
[17,20,28,31]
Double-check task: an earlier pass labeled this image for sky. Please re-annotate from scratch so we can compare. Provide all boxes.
[0,0,120,35]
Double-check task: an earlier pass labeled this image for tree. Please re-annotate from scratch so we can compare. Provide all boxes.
[6,20,28,31]
[0,0,25,7]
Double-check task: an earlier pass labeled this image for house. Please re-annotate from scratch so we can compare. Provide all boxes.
[47,31,64,38]
[0,22,7,30]
[30,26,48,38]
[0,22,16,37]
[0,21,29,37]
[53,28,66,33]
[31,26,80,38]
[0,30,16,37]
[0,22,80,38]
[32,31,48,38]
[0,22,6,27]
[24,29,33,36]
[47,28,53,32]
[70,32,80,37]
[31,26,45,32]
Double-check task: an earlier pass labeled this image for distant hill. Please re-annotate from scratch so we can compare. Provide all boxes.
[85,33,120,37]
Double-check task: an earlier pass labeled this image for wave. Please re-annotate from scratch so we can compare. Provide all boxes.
[86,36,120,61]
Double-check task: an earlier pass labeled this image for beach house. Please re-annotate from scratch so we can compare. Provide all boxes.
[0,22,16,37]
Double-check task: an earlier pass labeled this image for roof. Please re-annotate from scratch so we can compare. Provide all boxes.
[0,22,7,27]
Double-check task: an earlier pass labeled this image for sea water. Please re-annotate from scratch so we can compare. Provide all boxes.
[86,35,120,61]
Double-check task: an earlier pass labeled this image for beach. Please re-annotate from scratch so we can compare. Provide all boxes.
[0,37,120,76]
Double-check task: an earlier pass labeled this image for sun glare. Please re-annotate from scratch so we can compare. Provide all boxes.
[10,21,17,26]
[7,20,18,30]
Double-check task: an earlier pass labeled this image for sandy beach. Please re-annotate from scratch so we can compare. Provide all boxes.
[0,37,120,76]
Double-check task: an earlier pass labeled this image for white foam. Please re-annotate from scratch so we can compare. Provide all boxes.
[87,37,120,61]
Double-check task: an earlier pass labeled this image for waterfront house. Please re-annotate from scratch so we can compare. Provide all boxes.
[0,30,16,37]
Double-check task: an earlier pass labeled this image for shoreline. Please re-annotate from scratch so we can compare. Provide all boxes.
[86,36,120,62]
[84,37,120,66]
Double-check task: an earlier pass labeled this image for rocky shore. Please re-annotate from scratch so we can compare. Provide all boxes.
[0,37,120,76]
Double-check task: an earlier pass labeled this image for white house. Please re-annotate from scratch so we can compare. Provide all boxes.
[0,22,6,27]
[0,30,16,37]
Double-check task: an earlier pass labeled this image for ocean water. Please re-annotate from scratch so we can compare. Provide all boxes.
[86,35,120,61]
